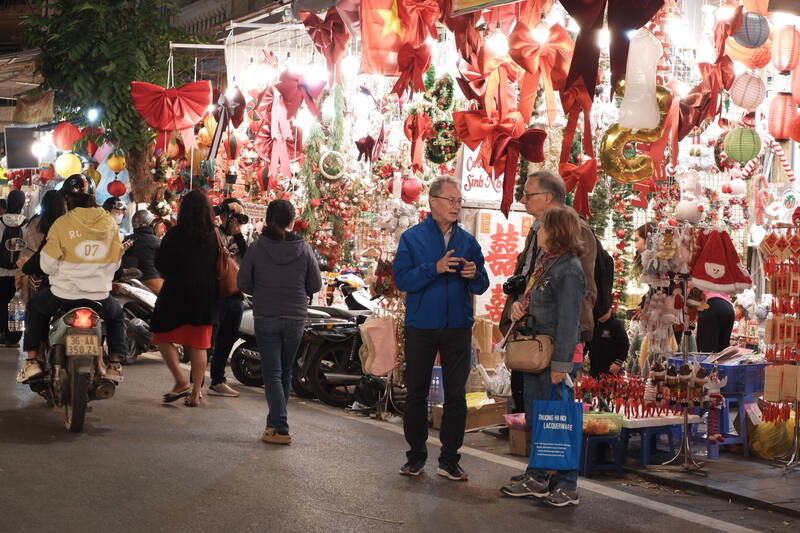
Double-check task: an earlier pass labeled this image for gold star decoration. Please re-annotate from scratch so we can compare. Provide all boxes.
[377,0,404,39]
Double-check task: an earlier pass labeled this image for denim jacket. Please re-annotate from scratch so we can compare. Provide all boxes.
[528,253,586,373]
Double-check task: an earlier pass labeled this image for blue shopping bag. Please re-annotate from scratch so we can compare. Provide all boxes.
[528,383,582,471]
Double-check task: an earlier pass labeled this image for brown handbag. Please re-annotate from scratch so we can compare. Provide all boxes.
[215,230,239,298]
[504,330,554,372]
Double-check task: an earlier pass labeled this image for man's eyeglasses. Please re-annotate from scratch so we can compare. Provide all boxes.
[430,195,463,206]
[522,191,548,200]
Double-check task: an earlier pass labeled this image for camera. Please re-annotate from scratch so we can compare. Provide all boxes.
[502,274,527,297]
[214,201,249,225]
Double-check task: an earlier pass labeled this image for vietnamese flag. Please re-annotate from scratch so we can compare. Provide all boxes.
[360,0,403,75]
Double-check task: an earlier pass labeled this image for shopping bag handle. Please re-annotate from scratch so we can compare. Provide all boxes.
[548,382,571,402]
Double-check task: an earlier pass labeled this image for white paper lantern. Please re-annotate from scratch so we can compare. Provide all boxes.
[729,72,766,110]
[618,29,664,132]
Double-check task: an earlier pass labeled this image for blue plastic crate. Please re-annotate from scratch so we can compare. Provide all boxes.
[666,356,765,396]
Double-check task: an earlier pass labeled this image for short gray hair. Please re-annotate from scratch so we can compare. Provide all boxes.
[429,177,460,198]
[527,170,566,205]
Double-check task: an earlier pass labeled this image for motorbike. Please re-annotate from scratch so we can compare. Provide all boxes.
[111,271,157,364]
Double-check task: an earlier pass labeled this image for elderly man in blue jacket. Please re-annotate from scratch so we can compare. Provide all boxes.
[393,177,490,482]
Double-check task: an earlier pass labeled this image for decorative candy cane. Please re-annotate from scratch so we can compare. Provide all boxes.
[742,157,759,179]
[753,173,770,226]
[770,139,795,181]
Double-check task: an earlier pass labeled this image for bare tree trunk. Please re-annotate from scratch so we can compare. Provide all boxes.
[125,147,155,203]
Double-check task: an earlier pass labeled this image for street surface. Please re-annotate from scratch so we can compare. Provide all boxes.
[0,347,796,533]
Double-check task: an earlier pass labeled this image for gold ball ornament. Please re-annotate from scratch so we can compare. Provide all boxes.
[600,80,673,184]
[84,168,101,186]
[107,155,127,174]
[54,152,83,178]
[197,127,212,147]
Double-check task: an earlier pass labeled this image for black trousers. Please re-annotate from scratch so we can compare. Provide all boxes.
[0,276,21,344]
[697,297,735,353]
[403,327,471,465]
[210,294,244,385]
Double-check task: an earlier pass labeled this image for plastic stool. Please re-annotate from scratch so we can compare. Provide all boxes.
[580,434,623,477]
[621,426,676,466]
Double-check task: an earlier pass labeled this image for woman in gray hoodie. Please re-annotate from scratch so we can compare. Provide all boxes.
[237,199,322,445]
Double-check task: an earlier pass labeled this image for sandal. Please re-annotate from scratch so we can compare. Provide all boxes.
[184,387,201,407]
[163,384,191,403]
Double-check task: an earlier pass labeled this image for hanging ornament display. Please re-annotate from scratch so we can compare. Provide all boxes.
[107,155,127,174]
[54,152,82,178]
[768,92,798,141]
[107,179,127,197]
[723,127,761,163]
[52,121,82,151]
[728,72,766,110]
[772,25,800,74]
[733,12,770,48]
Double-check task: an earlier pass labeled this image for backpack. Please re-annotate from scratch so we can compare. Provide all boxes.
[593,236,614,320]
[0,218,24,270]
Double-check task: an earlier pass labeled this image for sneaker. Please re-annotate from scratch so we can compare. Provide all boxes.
[399,460,425,476]
[16,359,43,383]
[261,427,291,445]
[436,461,468,481]
[542,488,579,507]
[105,362,123,384]
[209,382,240,397]
[500,474,550,498]
[509,473,528,482]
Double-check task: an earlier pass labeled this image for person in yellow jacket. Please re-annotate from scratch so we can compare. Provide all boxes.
[16,175,127,384]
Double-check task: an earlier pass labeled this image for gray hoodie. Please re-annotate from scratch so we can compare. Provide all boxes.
[237,232,323,319]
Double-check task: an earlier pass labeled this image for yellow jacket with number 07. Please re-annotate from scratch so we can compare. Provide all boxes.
[41,207,123,301]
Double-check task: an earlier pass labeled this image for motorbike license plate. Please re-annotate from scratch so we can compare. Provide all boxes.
[66,334,100,356]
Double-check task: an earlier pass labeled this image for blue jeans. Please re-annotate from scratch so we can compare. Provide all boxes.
[522,363,581,492]
[254,317,304,433]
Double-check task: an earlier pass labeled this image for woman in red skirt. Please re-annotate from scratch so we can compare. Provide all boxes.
[151,190,219,407]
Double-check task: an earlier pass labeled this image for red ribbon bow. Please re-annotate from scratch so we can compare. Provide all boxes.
[477,50,519,119]
[509,22,573,124]
[404,112,433,173]
[130,80,212,151]
[299,8,351,86]
[439,0,482,65]
[252,86,297,181]
[560,159,599,218]
[399,0,439,48]
[391,44,432,96]
[274,71,326,121]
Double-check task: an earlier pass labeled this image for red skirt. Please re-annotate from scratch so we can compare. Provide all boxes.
[152,324,213,350]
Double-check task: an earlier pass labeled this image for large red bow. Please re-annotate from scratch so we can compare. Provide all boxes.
[130,80,212,150]
[274,71,326,120]
[400,0,439,48]
[252,86,296,181]
[560,159,599,218]
[404,112,433,173]
[452,110,498,170]
[677,56,735,140]
[559,0,664,98]
[299,8,351,85]
[509,22,573,124]
[438,0,482,65]
[477,50,519,119]
[391,44,432,96]
[559,83,595,163]
[490,117,547,217]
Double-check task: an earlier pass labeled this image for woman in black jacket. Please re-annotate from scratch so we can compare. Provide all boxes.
[152,190,219,407]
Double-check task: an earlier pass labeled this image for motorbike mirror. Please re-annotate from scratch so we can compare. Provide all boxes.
[5,237,26,252]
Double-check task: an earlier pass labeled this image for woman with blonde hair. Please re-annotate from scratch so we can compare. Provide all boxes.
[501,206,586,507]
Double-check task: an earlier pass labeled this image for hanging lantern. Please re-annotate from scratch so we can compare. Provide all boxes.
[223,131,244,160]
[789,115,800,142]
[723,127,761,163]
[768,92,797,141]
[197,127,212,147]
[107,155,127,174]
[107,179,127,197]
[729,72,766,110]
[772,25,800,74]
[54,152,82,178]
[733,12,770,48]
[793,69,800,105]
[52,122,82,151]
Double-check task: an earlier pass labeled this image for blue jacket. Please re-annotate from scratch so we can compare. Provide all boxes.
[393,214,490,329]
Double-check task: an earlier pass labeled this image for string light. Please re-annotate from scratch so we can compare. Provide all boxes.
[486,25,509,56]
[597,28,611,49]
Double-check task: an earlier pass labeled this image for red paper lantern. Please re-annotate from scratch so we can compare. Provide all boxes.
[788,114,800,143]
[223,131,244,160]
[107,179,127,197]
[772,25,800,74]
[793,69,800,105]
[768,92,797,141]
[52,121,82,151]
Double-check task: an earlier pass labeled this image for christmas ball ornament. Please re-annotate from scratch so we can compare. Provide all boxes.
[53,121,82,151]
[675,200,703,223]
[401,176,423,204]
[84,168,101,187]
[773,25,800,74]
[723,128,761,163]
[769,93,797,141]
[54,152,82,178]
[616,241,626,250]
[107,179,126,197]
[729,72,766,110]
[107,155,127,174]
[615,229,626,239]
[310,198,321,208]
[733,12,770,48]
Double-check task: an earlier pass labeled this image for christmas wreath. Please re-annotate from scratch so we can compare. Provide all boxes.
[425,119,460,164]
[319,150,345,180]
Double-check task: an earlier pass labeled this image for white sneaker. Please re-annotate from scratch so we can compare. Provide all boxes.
[209,382,240,397]
[17,359,43,383]
[105,362,124,384]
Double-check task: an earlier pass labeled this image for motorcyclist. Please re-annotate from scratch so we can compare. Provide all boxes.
[16,174,127,384]
[102,196,128,238]
[121,210,163,293]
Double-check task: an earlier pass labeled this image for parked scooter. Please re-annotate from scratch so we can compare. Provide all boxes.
[111,270,157,364]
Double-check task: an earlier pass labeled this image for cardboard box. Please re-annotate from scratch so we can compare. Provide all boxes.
[764,365,783,402]
[432,399,507,430]
[508,428,531,456]
[781,365,798,402]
